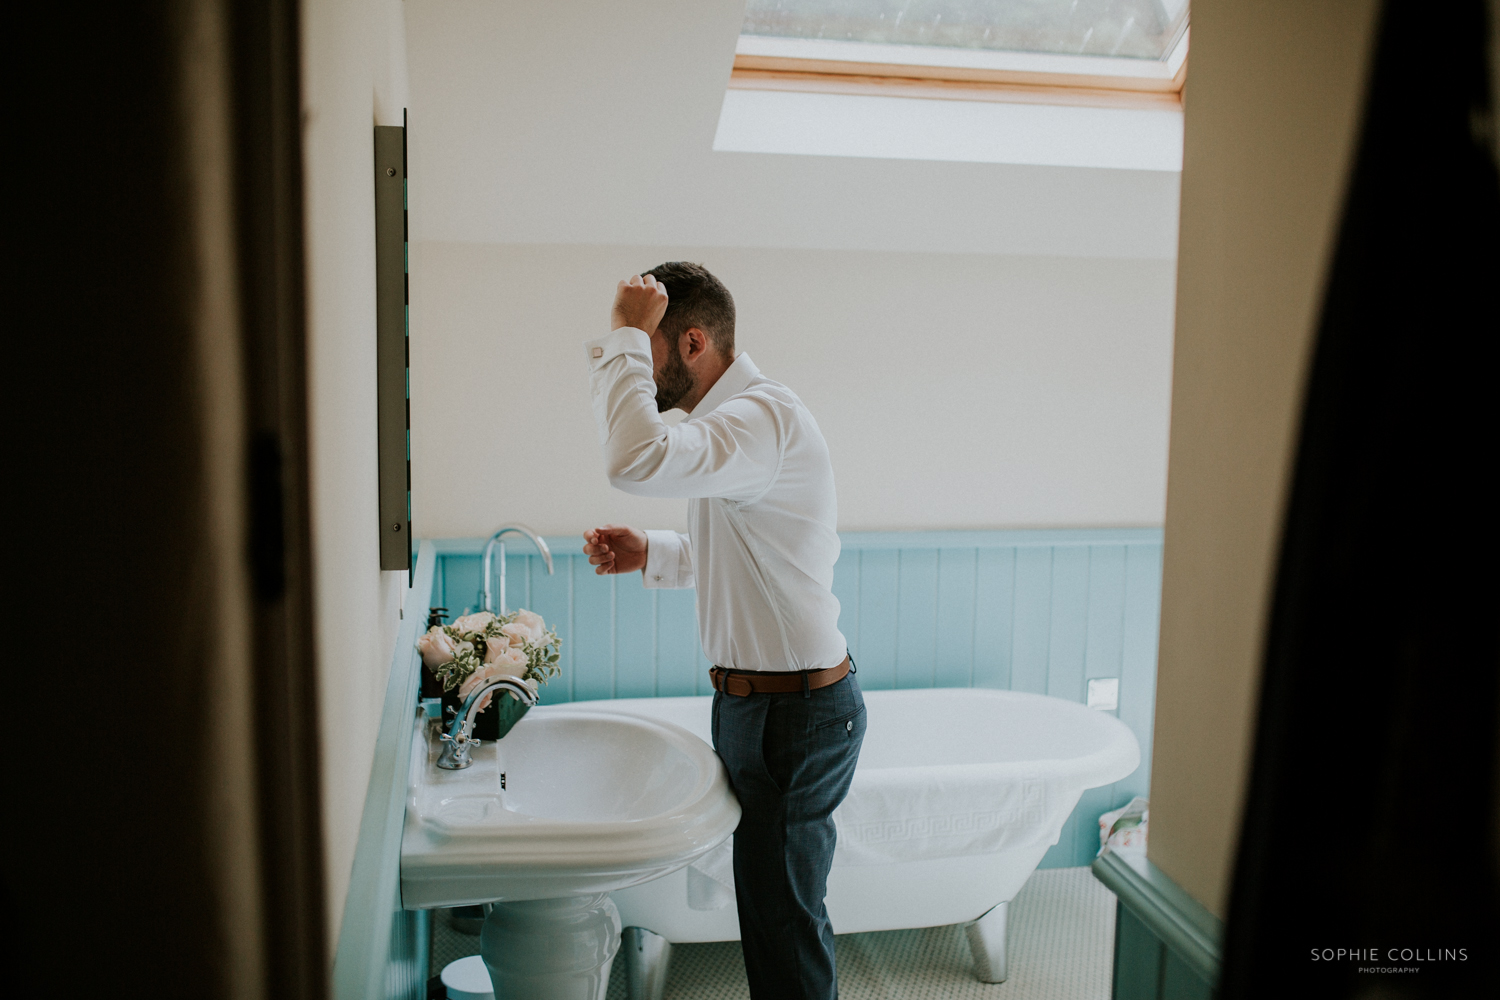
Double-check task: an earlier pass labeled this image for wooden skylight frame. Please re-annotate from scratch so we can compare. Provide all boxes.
[729,30,1189,112]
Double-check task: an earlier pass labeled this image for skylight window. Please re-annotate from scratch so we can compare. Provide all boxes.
[733,0,1190,109]
[743,0,1189,61]
[716,2,1189,171]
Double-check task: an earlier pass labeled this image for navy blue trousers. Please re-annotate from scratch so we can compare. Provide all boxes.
[711,667,866,1000]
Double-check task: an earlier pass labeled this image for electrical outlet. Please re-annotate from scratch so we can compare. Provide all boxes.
[1087,677,1119,711]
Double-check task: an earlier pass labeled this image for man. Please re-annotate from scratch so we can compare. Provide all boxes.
[582,262,865,999]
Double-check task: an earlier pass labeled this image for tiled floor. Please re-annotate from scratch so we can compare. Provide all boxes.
[431,866,1115,1000]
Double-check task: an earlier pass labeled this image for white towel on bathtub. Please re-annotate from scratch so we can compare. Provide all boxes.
[683,765,1069,894]
[687,837,736,910]
[831,764,1067,866]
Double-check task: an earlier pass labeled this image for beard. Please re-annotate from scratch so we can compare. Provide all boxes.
[654,345,696,412]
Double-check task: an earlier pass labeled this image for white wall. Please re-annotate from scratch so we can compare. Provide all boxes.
[301,0,411,948]
[404,0,1182,541]
[286,0,1179,957]
[410,241,1176,537]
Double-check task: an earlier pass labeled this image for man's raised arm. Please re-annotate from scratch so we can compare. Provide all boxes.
[585,276,780,503]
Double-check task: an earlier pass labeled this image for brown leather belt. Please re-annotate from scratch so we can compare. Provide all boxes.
[710,656,851,697]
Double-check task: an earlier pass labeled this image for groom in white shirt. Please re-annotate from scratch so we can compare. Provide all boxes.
[582,263,865,1000]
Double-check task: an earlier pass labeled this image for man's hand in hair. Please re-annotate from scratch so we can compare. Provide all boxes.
[611,273,669,334]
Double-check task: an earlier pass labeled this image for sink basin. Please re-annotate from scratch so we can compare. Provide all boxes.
[401,706,741,909]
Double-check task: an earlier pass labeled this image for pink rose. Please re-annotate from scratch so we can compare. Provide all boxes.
[457,650,528,713]
[501,622,537,648]
[451,611,496,635]
[458,669,496,713]
[417,627,458,668]
[489,647,528,677]
[484,634,512,663]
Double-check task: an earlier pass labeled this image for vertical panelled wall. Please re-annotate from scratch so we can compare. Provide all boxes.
[430,528,1163,868]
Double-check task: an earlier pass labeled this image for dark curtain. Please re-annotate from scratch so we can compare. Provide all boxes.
[8,3,224,994]
[1220,0,1500,996]
[7,2,324,997]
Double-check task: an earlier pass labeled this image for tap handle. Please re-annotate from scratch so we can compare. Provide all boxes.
[440,719,476,746]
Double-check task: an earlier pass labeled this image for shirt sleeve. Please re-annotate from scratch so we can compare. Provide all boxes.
[642,530,694,589]
[586,328,781,502]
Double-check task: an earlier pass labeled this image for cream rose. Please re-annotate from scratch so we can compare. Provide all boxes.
[451,611,496,635]
[513,608,545,636]
[417,626,458,668]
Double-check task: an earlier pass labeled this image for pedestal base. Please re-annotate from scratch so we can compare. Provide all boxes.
[480,894,622,1000]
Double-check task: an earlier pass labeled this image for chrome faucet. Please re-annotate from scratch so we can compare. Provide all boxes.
[437,677,539,770]
[482,523,554,614]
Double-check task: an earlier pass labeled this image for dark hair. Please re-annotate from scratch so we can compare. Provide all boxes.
[645,261,735,360]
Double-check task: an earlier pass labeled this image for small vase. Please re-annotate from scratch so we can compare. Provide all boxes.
[440,685,532,741]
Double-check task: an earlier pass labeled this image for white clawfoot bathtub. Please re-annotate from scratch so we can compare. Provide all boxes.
[584,687,1139,963]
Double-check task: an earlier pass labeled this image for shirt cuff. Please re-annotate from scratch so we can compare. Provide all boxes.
[642,530,685,589]
[584,327,651,370]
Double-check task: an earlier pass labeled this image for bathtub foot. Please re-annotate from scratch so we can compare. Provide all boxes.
[622,926,672,1000]
[965,901,1009,983]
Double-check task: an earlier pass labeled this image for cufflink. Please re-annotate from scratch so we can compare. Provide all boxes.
[653,575,663,582]
[590,346,604,359]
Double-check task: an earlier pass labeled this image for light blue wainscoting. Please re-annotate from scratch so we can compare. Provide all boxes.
[430,528,1162,868]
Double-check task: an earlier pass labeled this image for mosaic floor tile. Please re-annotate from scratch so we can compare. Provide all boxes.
[431,866,1115,1000]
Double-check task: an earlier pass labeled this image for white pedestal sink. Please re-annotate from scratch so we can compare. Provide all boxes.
[401,706,740,999]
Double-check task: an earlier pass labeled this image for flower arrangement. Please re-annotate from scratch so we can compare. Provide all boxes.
[417,608,562,714]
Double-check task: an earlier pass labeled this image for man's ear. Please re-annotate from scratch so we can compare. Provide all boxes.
[681,327,710,362]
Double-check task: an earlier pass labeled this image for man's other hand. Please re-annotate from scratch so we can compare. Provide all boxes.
[583,524,648,576]
[611,274,669,334]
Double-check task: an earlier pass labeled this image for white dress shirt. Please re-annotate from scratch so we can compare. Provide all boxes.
[585,326,847,673]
